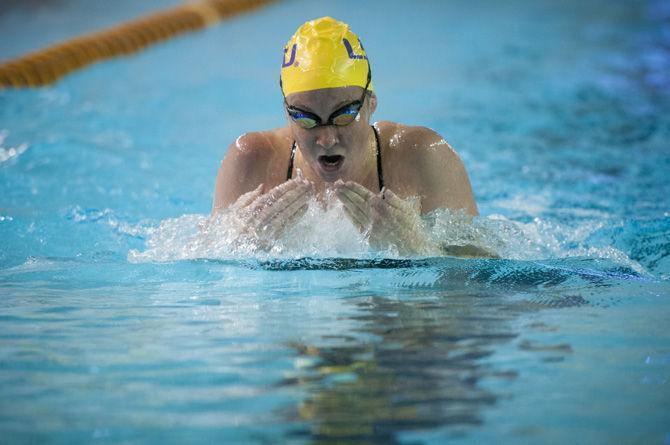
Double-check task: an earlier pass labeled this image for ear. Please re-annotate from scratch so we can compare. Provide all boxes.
[366,92,378,117]
[283,100,295,130]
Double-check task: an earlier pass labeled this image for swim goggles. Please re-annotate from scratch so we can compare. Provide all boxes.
[280,65,372,129]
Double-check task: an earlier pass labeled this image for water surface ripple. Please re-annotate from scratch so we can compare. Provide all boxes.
[1,0,669,444]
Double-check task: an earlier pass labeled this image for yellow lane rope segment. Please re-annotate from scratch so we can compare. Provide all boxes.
[0,0,274,89]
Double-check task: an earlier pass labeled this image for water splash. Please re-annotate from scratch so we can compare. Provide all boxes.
[67,205,148,239]
[129,196,645,274]
[0,129,29,164]
[129,198,370,263]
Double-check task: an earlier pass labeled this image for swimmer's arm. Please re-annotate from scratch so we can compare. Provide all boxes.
[212,133,273,214]
[211,133,313,246]
[409,128,499,258]
[408,127,479,216]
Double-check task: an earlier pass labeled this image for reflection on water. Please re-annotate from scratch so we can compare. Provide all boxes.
[0,254,658,443]
[275,260,602,443]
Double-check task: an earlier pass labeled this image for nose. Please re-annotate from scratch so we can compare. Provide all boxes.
[314,126,339,150]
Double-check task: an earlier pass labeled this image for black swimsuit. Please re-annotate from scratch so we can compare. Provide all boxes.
[286,125,385,191]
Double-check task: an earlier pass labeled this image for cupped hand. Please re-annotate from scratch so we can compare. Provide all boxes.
[333,180,438,255]
[231,176,314,244]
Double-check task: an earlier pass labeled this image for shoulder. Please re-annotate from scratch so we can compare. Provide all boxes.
[378,121,458,159]
[375,121,477,215]
[213,128,292,211]
[376,121,464,179]
[222,129,290,166]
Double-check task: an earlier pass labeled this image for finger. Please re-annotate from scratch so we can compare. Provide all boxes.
[259,190,310,239]
[335,182,419,237]
[335,187,372,224]
[339,198,369,232]
[249,179,303,214]
[287,202,309,223]
[378,203,419,236]
[266,202,309,239]
[262,184,312,224]
[380,187,402,209]
[377,187,410,213]
[233,183,264,210]
[337,182,406,233]
[372,189,422,229]
[340,181,376,202]
[336,186,368,209]
[334,180,374,211]
[246,180,311,239]
[256,183,312,228]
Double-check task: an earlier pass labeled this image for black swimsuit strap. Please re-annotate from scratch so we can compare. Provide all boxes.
[286,125,384,192]
[371,125,384,192]
[286,140,297,181]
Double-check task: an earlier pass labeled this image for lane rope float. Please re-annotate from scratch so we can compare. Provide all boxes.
[0,0,274,89]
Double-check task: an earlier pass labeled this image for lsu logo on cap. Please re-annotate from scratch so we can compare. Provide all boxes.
[280,17,372,96]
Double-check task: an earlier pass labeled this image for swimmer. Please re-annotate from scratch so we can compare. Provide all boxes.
[213,17,485,256]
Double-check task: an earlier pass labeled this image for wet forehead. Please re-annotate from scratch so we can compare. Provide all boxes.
[286,86,363,114]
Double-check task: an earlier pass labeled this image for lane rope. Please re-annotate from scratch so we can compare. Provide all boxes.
[0,0,274,88]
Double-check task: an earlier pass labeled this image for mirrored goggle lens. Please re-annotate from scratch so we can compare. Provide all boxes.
[331,111,358,126]
[293,116,319,129]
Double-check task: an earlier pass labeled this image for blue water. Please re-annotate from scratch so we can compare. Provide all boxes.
[1,0,670,444]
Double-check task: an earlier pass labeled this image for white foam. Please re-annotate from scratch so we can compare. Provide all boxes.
[427,210,646,273]
[129,197,373,263]
[129,196,645,273]
[0,129,29,164]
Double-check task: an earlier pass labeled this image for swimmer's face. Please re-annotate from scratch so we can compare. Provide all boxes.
[285,86,377,181]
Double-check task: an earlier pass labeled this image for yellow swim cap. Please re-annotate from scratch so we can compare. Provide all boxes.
[280,17,372,96]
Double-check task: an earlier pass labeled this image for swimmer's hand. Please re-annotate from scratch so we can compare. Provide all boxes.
[231,177,314,245]
[334,180,438,256]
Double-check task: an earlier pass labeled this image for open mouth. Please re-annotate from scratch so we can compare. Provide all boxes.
[318,155,345,172]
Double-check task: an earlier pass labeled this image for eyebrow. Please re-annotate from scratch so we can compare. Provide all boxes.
[332,98,358,110]
[290,97,358,114]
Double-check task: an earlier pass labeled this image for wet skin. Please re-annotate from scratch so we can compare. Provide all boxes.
[212,86,479,255]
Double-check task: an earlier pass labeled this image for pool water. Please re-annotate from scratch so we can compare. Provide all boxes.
[1,0,669,444]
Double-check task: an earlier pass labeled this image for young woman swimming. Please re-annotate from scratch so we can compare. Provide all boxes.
[212,17,479,255]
